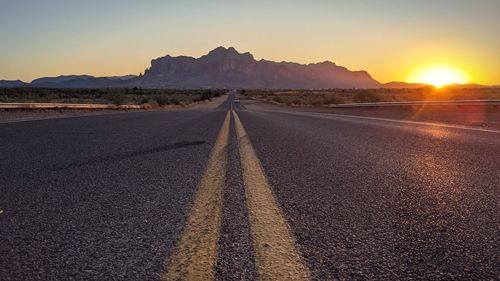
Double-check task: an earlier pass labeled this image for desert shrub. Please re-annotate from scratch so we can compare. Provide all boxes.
[109,93,129,105]
[199,90,213,100]
[142,100,159,109]
[353,92,382,103]
[154,95,170,106]
[139,97,151,104]
[272,96,285,103]
[323,95,343,105]
[312,101,322,106]
[193,95,204,102]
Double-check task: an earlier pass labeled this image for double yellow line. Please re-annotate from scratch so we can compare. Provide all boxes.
[161,110,310,281]
[161,111,230,281]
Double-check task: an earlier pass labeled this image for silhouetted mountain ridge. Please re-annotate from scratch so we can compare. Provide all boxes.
[0,75,137,88]
[139,47,381,88]
[0,80,28,87]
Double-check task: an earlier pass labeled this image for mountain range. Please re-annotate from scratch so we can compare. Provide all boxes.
[0,75,138,89]
[0,47,486,89]
[138,47,380,89]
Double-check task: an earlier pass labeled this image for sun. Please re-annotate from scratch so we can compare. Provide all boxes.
[408,65,468,87]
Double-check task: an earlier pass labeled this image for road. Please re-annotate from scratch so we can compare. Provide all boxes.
[1,92,498,280]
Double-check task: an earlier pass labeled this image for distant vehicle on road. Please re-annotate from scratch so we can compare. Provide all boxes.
[234,98,240,103]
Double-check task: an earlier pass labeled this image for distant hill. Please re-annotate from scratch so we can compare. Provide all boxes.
[31,75,95,86]
[138,47,381,89]
[29,75,137,88]
[0,75,137,89]
[106,75,138,81]
[0,80,28,87]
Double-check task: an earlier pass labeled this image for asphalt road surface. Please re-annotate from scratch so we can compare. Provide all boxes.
[1,92,498,280]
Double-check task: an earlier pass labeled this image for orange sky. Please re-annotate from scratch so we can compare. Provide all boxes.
[1,1,499,85]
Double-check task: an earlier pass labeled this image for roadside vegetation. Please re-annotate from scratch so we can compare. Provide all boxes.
[0,88,226,108]
[241,87,500,107]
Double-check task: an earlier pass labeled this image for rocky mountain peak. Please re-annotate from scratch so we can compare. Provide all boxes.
[138,47,380,89]
[204,46,254,61]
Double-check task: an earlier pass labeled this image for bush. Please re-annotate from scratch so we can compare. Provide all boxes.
[272,96,285,103]
[310,99,322,107]
[154,95,170,106]
[109,93,129,105]
[353,92,382,103]
[142,100,159,109]
[323,95,342,105]
[0,88,227,107]
[170,98,180,105]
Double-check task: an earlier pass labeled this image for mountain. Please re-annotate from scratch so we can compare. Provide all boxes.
[31,75,95,86]
[106,75,138,81]
[139,47,381,89]
[34,77,137,88]
[0,75,136,88]
[30,75,138,88]
[0,80,28,87]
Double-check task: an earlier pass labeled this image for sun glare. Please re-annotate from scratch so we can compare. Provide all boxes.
[409,65,468,87]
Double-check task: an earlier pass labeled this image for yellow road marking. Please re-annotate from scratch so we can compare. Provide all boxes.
[161,110,231,281]
[232,110,311,281]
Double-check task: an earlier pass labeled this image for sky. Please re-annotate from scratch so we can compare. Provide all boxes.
[1,0,499,84]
